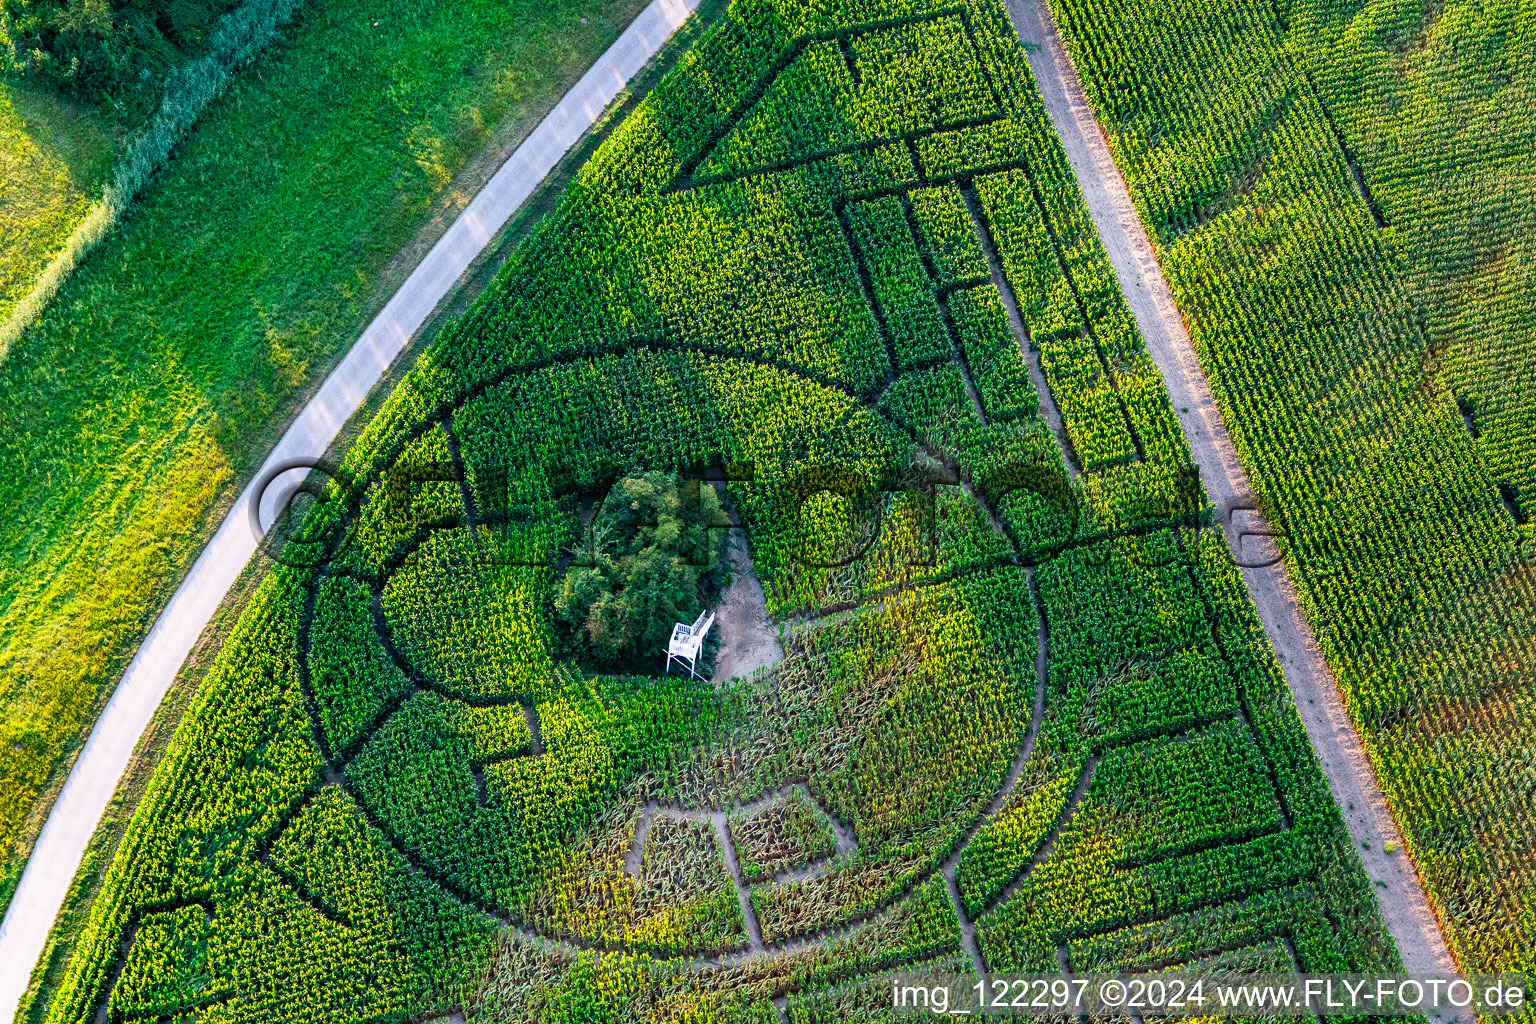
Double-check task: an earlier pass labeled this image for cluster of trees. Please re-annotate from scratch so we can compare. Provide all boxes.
[554,472,731,673]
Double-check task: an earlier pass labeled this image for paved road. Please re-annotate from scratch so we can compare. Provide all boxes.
[1003,0,1458,980]
[0,0,699,1016]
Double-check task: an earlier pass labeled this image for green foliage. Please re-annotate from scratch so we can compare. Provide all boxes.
[908,184,987,286]
[1042,0,1536,980]
[383,527,557,703]
[729,791,839,884]
[634,817,742,946]
[846,194,951,369]
[1083,720,1283,868]
[2,0,241,97]
[308,574,411,756]
[948,283,1034,422]
[975,167,1140,470]
[37,0,1403,1020]
[695,15,995,183]
[106,905,223,1020]
[541,953,650,1024]
[0,0,655,925]
[0,82,116,324]
[347,426,463,575]
[555,472,729,672]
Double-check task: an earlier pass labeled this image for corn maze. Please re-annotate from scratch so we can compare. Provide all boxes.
[37,1,1401,1021]
[1038,0,1536,988]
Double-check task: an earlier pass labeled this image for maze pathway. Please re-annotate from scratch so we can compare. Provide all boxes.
[1001,0,1455,981]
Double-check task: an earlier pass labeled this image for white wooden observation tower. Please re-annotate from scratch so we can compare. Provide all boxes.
[665,609,715,679]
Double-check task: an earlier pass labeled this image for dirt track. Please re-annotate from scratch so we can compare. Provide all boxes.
[1002,0,1457,980]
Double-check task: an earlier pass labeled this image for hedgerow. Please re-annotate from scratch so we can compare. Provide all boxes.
[39,0,1402,1019]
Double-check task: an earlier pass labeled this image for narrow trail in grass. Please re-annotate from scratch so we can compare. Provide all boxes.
[1002,0,1458,981]
[0,1,701,1016]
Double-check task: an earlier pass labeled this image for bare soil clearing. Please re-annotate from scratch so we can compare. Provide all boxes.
[710,533,784,685]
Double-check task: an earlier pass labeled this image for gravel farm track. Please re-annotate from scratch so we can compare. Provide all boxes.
[0,1,701,1016]
[1001,0,1458,982]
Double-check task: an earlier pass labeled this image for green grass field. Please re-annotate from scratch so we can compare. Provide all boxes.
[0,81,119,324]
[34,1,1399,1019]
[0,0,651,918]
[1043,0,1536,983]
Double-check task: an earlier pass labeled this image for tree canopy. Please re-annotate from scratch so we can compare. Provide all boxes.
[553,472,730,673]
[2,0,239,96]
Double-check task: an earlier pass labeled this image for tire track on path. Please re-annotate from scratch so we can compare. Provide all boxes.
[0,2,702,1016]
[1000,0,1456,980]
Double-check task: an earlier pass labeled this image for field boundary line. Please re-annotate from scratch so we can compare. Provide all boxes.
[0,0,701,1015]
[1001,0,1457,978]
